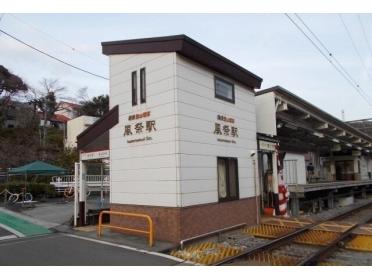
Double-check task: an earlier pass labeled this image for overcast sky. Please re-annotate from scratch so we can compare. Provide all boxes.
[1,13,372,121]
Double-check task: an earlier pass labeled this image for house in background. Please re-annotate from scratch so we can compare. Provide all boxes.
[0,100,35,128]
[58,101,82,119]
[65,115,98,148]
[38,112,71,130]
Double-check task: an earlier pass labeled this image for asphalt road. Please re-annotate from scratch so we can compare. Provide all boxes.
[0,233,181,266]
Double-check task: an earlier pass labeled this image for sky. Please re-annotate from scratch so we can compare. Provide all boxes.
[1,13,372,121]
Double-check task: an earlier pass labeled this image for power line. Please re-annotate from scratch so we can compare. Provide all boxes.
[284,13,372,108]
[8,14,106,66]
[338,14,372,84]
[294,14,360,89]
[357,14,372,62]
[0,28,109,81]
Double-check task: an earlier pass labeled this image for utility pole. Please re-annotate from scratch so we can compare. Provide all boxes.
[342,109,345,121]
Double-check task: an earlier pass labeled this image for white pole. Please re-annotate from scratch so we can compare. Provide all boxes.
[73,162,79,227]
[79,160,86,226]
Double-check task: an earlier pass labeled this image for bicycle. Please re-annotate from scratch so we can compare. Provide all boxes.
[0,188,13,197]
[8,188,33,204]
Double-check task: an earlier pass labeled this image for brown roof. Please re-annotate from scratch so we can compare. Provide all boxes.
[77,105,119,151]
[38,112,71,123]
[102,35,262,90]
[59,101,81,109]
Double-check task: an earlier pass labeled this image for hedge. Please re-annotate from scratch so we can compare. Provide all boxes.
[0,181,56,198]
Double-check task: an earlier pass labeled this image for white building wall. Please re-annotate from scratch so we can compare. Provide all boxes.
[66,115,98,148]
[175,55,258,207]
[109,52,259,208]
[109,53,180,207]
[283,152,306,185]
[255,92,277,136]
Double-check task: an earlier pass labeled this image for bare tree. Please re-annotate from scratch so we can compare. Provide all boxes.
[28,78,66,148]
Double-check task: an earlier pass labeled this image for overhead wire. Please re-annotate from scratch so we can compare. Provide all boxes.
[7,13,106,66]
[338,14,372,84]
[0,28,109,80]
[294,14,362,91]
[284,13,372,108]
[357,14,372,63]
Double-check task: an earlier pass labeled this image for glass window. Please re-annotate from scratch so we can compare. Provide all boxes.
[131,71,137,106]
[218,158,227,199]
[215,77,235,103]
[217,157,239,202]
[140,68,146,104]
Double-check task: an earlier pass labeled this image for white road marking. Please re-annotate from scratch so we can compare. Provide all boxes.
[0,224,24,237]
[0,235,17,241]
[65,233,187,263]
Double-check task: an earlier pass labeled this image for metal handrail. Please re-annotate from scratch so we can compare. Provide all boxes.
[51,175,110,182]
[97,210,154,247]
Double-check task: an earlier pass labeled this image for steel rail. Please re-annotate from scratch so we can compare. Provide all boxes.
[299,212,372,265]
[214,200,372,266]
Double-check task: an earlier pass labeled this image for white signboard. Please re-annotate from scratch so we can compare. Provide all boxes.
[80,150,110,161]
[259,140,276,151]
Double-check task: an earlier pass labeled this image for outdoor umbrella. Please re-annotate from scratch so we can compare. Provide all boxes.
[8,161,67,189]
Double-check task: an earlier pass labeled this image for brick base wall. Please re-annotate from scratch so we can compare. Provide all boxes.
[110,197,259,244]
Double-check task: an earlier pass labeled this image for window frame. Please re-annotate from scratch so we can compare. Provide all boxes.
[217,157,239,202]
[214,76,235,104]
[140,67,146,104]
[131,71,138,106]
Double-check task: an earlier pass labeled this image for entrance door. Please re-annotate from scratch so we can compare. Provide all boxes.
[259,152,274,210]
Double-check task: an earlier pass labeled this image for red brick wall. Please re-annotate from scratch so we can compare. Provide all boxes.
[180,197,259,240]
[110,197,259,244]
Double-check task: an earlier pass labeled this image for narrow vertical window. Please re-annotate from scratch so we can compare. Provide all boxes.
[131,71,137,106]
[218,158,228,199]
[217,157,239,202]
[140,68,146,104]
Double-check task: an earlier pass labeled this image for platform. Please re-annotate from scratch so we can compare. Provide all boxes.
[289,180,372,194]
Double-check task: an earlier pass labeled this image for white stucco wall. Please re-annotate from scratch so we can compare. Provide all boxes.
[108,52,258,208]
[66,115,98,148]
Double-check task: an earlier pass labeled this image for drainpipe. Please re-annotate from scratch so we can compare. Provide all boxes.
[251,153,259,224]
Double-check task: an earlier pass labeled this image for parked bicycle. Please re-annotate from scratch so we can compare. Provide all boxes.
[7,187,33,204]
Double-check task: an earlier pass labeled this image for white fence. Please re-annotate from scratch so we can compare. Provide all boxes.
[50,175,110,193]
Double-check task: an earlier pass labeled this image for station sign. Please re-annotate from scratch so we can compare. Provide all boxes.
[80,150,110,161]
[214,114,238,144]
[259,140,276,151]
[124,111,157,144]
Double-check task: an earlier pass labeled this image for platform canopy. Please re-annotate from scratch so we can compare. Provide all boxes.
[8,160,66,175]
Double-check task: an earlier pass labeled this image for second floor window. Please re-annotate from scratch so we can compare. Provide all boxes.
[215,77,235,104]
[131,71,137,106]
[140,68,146,104]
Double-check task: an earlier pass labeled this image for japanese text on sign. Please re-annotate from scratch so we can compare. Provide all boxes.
[214,114,238,143]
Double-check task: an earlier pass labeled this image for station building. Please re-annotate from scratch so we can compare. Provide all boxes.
[256,86,372,215]
[77,35,263,243]
[76,35,372,244]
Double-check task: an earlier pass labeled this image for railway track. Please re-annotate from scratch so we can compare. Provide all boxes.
[169,199,372,266]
